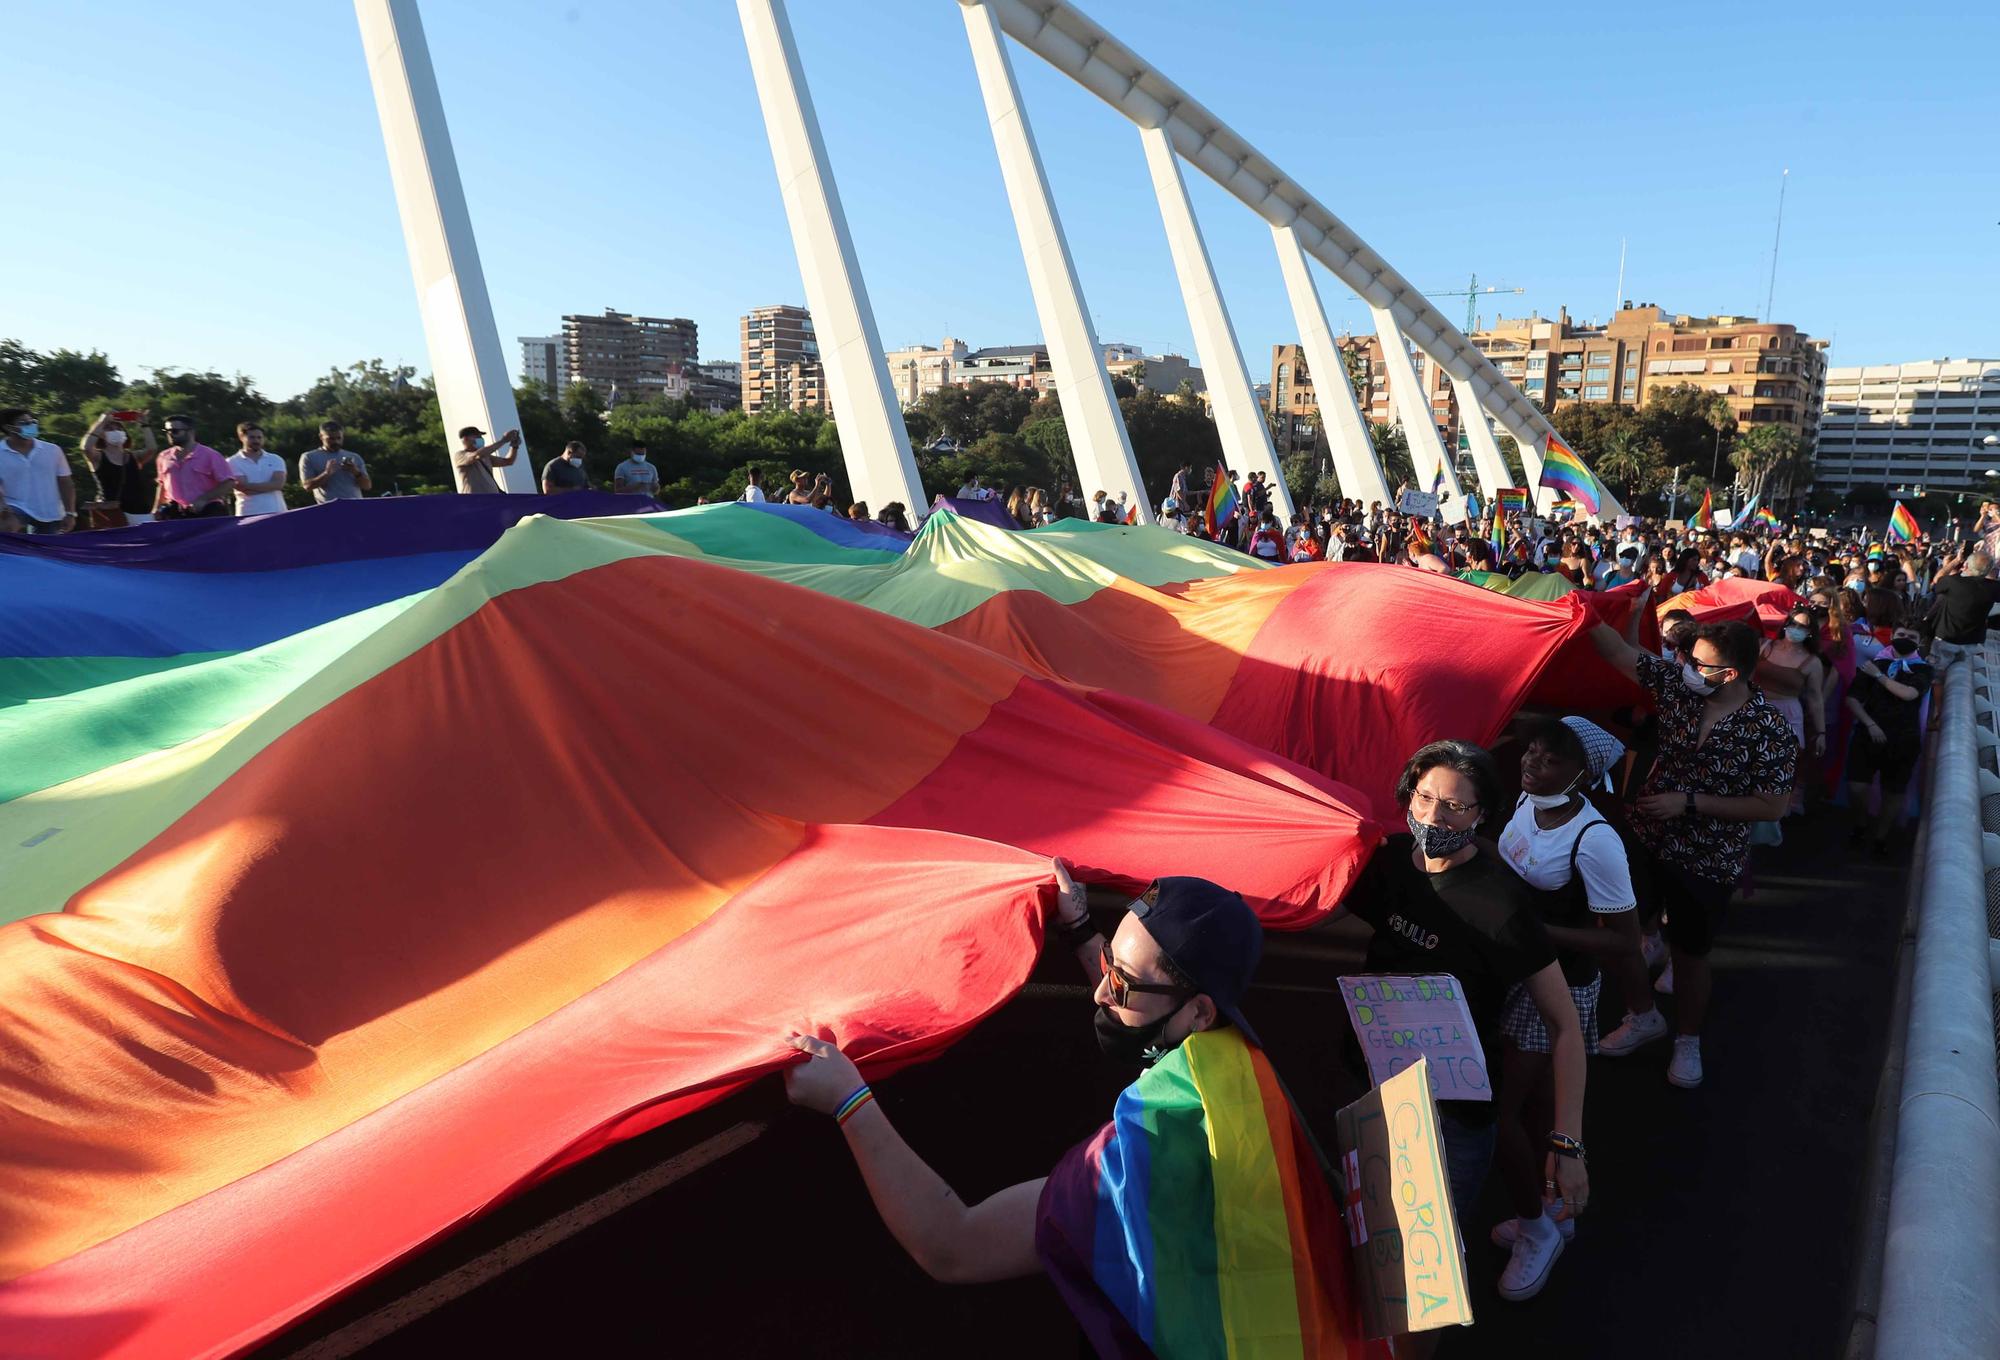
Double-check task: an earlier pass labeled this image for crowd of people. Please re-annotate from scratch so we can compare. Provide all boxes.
[8,402,1993,1343]
[780,471,1993,1334]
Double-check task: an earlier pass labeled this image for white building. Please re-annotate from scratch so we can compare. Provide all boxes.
[1817,359,2000,496]
[519,334,567,395]
[884,337,969,407]
[1105,349,1205,396]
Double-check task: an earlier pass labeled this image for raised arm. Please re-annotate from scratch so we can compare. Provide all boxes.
[783,1034,1044,1283]
[1589,622,1643,685]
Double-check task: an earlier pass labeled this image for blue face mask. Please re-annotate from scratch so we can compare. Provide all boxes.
[13,422,37,439]
[1784,625,1809,642]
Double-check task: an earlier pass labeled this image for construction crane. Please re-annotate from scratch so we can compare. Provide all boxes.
[1424,274,1525,333]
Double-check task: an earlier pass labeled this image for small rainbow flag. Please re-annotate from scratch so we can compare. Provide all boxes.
[1754,506,1780,529]
[1204,462,1237,538]
[1124,502,1140,526]
[1037,1027,1383,1358]
[1537,433,1603,515]
[1496,487,1529,515]
[1430,463,1446,497]
[1888,501,1919,543]
[1693,486,1714,531]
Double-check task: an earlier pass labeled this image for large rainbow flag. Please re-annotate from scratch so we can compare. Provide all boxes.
[1888,501,1920,543]
[1536,433,1604,515]
[0,501,1642,1354]
[1037,1027,1390,1359]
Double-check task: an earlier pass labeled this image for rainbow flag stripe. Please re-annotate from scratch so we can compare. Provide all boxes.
[1537,434,1604,515]
[1496,487,1529,515]
[1692,487,1714,530]
[1754,506,1781,528]
[1205,462,1238,537]
[1037,1027,1386,1359]
[1888,501,1919,543]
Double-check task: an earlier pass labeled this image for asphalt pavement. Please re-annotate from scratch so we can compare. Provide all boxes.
[266,809,1902,1359]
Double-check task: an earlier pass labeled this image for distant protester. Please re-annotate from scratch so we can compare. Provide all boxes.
[300,421,371,503]
[154,415,235,519]
[81,409,157,524]
[453,426,521,494]
[613,442,659,498]
[228,423,290,516]
[540,441,589,496]
[0,407,77,533]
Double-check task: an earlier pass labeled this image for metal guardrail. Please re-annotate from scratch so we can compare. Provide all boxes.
[1866,640,2000,1358]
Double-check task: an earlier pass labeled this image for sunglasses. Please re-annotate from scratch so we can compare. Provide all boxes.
[1100,942,1193,1009]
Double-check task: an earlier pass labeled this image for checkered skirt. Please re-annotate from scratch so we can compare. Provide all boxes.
[1500,974,1602,1055]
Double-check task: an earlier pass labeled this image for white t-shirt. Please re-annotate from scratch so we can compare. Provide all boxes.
[0,438,72,522]
[227,450,289,516]
[1496,800,1635,911]
[740,484,768,503]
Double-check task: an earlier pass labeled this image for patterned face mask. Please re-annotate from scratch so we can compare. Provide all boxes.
[1406,812,1477,859]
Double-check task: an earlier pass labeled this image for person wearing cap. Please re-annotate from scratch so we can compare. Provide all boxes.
[452,425,520,494]
[1490,717,1642,1298]
[1343,739,1590,1263]
[782,862,1369,1355]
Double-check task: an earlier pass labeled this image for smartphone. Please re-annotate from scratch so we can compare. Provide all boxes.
[110,410,144,422]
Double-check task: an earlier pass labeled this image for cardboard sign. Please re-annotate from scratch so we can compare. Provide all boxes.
[1339,974,1490,1102]
[1615,514,1637,530]
[1334,1057,1473,1337]
[1397,490,1439,517]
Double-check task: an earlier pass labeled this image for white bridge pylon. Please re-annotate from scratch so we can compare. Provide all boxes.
[359,0,1620,522]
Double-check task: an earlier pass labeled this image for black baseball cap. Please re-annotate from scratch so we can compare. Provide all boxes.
[1130,876,1264,1044]
[458,425,485,439]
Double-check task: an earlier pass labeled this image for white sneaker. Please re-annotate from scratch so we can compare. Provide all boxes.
[1654,961,1675,995]
[1668,1036,1704,1088]
[1596,1007,1669,1057]
[1641,931,1667,971]
[1496,1216,1565,1301]
[1490,1204,1576,1248]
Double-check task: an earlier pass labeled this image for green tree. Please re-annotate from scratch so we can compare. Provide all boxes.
[1119,389,1222,501]
[1640,383,1735,486]
[1733,424,1809,506]
[1370,422,1414,494]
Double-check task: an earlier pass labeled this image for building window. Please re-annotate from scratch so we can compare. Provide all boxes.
[1622,385,1637,401]
[1527,357,1547,371]
[1585,368,1611,382]
[1711,360,1733,373]
[1584,385,1610,400]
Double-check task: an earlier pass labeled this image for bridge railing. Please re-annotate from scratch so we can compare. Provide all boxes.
[1860,639,2000,1358]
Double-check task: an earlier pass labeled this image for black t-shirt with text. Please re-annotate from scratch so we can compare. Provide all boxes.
[1346,837,1556,1123]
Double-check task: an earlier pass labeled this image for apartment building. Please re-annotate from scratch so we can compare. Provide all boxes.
[741,305,825,414]
[1104,349,1205,397]
[1816,359,2000,495]
[561,309,699,405]
[519,334,568,395]
[884,338,969,408]
[955,344,1055,393]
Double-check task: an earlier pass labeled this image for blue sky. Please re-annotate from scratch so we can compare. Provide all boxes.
[6,0,1995,401]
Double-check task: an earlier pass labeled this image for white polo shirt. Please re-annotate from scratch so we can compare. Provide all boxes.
[228,450,290,516]
[0,438,72,522]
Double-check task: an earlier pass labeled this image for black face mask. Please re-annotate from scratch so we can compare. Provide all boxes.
[1892,636,1918,656]
[1093,1004,1177,1068]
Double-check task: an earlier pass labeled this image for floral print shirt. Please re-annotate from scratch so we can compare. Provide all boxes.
[1631,653,1798,882]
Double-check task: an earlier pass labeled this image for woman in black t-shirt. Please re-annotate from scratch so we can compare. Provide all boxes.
[1346,739,1591,1301]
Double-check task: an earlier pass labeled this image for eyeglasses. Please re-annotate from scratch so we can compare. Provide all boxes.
[1099,943,1193,1009]
[1689,659,1734,674]
[1409,789,1479,817]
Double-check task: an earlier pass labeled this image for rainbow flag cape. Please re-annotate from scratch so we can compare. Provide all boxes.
[1205,462,1238,537]
[1037,1027,1388,1359]
[1754,506,1780,529]
[1888,501,1919,543]
[1408,519,1433,555]
[1496,487,1529,515]
[1693,486,1714,531]
[1537,433,1603,515]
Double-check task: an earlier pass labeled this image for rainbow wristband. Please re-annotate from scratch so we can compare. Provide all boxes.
[834,1084,875,1126]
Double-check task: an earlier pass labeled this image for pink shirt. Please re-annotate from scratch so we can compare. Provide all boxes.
[156,443,233,508]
